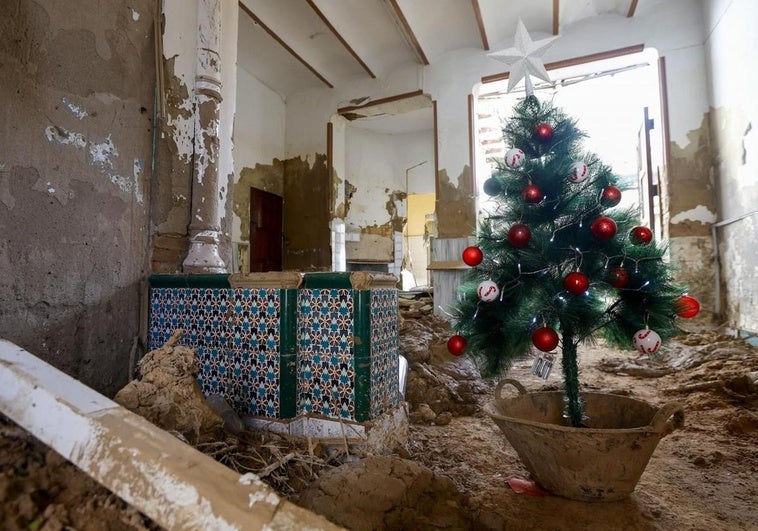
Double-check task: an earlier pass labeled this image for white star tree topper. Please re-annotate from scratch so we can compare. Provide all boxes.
[488,19,559,95]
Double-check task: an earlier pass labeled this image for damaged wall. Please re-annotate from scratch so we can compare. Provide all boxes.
[280,1,715,317]
[0,0,155,395]
[703,0,758,332]
[151,0,237,273]
[344,128,406,263]
[231,64,286,273]
[283,155,331,270]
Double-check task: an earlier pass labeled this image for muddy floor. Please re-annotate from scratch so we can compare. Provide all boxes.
[1,302,756,530]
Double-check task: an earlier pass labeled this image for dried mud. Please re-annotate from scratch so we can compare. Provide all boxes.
[1,308,756,530]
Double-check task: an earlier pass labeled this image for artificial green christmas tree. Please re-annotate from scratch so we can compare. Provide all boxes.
[449,93,700,428]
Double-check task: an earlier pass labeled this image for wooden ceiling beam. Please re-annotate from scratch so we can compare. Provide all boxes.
[471,0,490,50]
[627,0,639,17]
[306,0,376,79]
[553,0,560,35]
[238,2,333,88]
[386,0,429,65]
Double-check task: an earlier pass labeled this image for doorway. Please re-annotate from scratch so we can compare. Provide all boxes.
[249,187,283,272]
[475,48,665,236]
[329,92,435,288]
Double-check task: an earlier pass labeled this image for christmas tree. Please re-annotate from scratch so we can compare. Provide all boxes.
[448,94,701,428]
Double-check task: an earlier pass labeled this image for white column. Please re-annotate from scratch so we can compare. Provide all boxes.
[183,0,226,272]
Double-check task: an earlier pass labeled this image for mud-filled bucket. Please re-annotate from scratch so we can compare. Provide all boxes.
[484,379,684,502]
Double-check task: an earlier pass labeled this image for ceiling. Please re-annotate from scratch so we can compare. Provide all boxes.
[237,0,647,101]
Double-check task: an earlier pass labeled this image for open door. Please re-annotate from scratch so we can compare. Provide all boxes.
[249,187,283,272]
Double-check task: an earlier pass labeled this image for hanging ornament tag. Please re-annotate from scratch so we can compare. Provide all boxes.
[531,352,554,380]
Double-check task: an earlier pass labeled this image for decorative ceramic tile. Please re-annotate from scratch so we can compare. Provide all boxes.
[370,289,400,417]
[297,289,355,419]
[148,287,281,418]
[150,281,399,424]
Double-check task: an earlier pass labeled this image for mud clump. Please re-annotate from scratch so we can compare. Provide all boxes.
[298,456,473,530]
[400,307,490,420]
[114,329,223,443]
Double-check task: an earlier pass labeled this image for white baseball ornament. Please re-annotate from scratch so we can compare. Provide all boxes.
[632,328,661,354]
[569,162,589,183]
[477,280,500,302]
[504,148,526,168]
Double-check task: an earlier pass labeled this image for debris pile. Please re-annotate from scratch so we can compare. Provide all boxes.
[399,292,490,423]
[114,329,223,443]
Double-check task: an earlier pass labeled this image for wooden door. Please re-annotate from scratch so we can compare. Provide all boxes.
[249,187,283,272]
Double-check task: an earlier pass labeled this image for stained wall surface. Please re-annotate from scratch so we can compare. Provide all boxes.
[0,0,155,395]
[703,0,758,332]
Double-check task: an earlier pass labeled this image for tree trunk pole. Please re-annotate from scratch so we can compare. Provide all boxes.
[561,327,584,427]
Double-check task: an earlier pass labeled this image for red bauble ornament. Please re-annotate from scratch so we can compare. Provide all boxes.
[600,186,622,207]
[462,246,483,266]
[507,224,531,247]
[522,184,543,204]
[630,226,653,245]
[608,266,629,288]
[532,327,559,352]
[563,272,590,295]
[534,123,554,142]
[676,295,701,318]
[447,335,467,356]
[590,216,617,241]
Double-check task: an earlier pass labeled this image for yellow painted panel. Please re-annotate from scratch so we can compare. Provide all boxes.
[407,193,435,236]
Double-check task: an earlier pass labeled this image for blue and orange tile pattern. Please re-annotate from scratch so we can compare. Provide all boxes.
[148,274,400,423]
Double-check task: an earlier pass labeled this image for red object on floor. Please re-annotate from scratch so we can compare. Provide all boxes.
[506,477,551,496]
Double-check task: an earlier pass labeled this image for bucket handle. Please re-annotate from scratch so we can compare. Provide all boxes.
[649,402,685,435]
[495,379,527,399]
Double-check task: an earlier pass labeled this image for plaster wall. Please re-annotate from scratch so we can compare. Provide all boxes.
[703,0,758,332]
[0,0,155,395]
[231,65,286,272]
[344,129,405,262]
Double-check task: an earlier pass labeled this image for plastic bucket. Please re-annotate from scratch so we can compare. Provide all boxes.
[484,379,684,502]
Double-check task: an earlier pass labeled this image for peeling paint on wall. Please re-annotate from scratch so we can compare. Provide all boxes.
[707,105,758,332]
[435,166,475,239]
[385,190,407,233]
[62,97,88,119]
[232,161,284,243]
[45,125,86,148]
[283,155,331,270]
[668,114,717,238]
[670,205,717,225]
[0,0,155,395]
